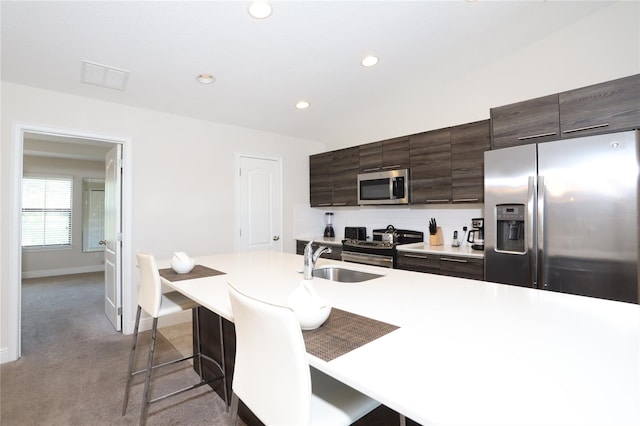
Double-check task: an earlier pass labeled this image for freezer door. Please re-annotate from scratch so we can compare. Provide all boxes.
[484,144,537,287]
[537,130,639,303]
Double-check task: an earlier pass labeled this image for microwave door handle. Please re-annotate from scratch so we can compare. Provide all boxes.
[392,177,404,198]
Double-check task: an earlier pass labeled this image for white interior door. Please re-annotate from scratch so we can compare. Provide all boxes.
[104,145,122,330]
[238,156,282,252]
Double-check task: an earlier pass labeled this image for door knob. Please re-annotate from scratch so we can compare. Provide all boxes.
[99,240,106,245]
[272,235,280,241]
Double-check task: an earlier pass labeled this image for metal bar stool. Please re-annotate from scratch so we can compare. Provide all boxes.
[122,251,228,425]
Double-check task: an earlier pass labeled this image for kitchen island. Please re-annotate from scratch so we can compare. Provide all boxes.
[160,251,640,425]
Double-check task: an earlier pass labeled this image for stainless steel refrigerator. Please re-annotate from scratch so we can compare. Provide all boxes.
[484,130,639,303]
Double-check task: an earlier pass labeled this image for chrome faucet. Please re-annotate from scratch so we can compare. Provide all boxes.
[303,240,332,280]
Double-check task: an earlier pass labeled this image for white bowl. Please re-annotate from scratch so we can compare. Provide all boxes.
[170,258,195,274]
[292,301,332,331]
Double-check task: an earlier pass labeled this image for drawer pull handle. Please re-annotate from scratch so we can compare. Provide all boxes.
[563,123,609,134]
[453,198,479,203]
[441,257,468,263]
[517,132,556,141]
[317,203,332,206]
[362,167,381,172]
[332,202,347,206]
[426,199,450,203]
[382,164,402,170]
[403,254,429,259]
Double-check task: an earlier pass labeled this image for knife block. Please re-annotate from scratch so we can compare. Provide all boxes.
[429,227,444,246]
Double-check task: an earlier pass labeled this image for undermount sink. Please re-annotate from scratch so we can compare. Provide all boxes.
[312,267,384,283]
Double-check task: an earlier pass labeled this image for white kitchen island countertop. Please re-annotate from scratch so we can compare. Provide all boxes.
[160,250,640,426]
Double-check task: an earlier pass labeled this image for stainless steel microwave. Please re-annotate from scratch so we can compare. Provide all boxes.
[357,169,409,205]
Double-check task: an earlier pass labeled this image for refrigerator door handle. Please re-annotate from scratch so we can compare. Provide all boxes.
[537,176,546,289]
[527,176,537,288]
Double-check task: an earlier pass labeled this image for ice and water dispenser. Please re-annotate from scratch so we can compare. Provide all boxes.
[496,204,525,253]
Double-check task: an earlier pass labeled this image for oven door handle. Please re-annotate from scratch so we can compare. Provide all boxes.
[341,251,394,268]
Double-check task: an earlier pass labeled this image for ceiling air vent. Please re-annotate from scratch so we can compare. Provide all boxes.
[81,60,130,91]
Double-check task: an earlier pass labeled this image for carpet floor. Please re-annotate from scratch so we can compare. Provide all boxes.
[0,272,233,425]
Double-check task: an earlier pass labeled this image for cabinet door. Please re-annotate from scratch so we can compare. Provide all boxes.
[332,147,359,206]
[409,128,452,204]
[296,240,341,260]
[396,251,440,274]
[359,141,383,173]
[309,152,333,207]
[560,74,640,138]
[450,120,490,203]
[439,256,484,280]
[382,136,410,170]
[490,94,560,149]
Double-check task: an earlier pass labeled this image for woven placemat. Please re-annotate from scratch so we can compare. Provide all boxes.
[159,264,226,282]
[303,308,399,362]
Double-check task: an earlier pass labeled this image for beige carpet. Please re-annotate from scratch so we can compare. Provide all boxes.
[0,272,234,425]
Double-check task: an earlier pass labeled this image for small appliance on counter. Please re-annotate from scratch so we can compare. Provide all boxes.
[323,212,335,238]
[344,226,366,241]
[467,218,484,251]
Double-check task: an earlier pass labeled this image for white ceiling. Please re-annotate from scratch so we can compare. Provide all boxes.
[1,1,620,146]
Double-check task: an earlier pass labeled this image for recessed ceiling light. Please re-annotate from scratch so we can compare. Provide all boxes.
[296,101,310,109]
[361,55,379,67]
[248,1,272,19]
[196,74,215,84]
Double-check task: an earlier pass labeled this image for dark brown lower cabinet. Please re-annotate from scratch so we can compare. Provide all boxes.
[397,251,484,280]
[296,239,342,260]
[194,307,421,425]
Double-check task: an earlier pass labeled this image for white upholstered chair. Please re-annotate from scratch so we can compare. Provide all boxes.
[227,283,381,426]
[122,251,228,425]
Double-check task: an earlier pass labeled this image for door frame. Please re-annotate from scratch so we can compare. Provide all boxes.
[5,122,133,363]
[235,153,283,252]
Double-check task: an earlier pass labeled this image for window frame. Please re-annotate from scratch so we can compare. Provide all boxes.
[21,174,74,251]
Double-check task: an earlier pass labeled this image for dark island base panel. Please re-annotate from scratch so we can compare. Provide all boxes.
[194,307,422,426]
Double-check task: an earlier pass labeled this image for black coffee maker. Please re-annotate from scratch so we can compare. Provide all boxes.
[467,218,484,250]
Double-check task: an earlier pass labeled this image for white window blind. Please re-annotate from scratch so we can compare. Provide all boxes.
[22,176,73,247]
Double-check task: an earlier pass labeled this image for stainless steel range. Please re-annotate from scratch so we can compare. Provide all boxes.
[341,225,423,268]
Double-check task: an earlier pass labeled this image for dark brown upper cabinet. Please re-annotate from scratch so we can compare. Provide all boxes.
[559,74,640,138]
[490,74,640,149]
[359,136,410,173]
[331,147,359,206]
[309,152,333,207]
[490,94,560,149]
[409,128,452,204]
[450,119,490,203]
[310,147,359,207]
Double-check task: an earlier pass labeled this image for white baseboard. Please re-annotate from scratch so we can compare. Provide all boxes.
[1,346,16,364]
[22,265,105,279]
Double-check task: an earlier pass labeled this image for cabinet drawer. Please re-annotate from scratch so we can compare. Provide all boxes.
[396,252,440,274]
[439,256,484,280]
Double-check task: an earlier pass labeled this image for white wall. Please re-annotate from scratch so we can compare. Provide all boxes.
[21,155,106,277]
[0,83,323,359]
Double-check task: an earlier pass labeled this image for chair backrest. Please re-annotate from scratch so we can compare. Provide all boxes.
[228,284,312,426]
[136,251,162,318]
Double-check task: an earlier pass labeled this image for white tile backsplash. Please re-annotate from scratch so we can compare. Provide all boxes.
[294,204,483,247]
